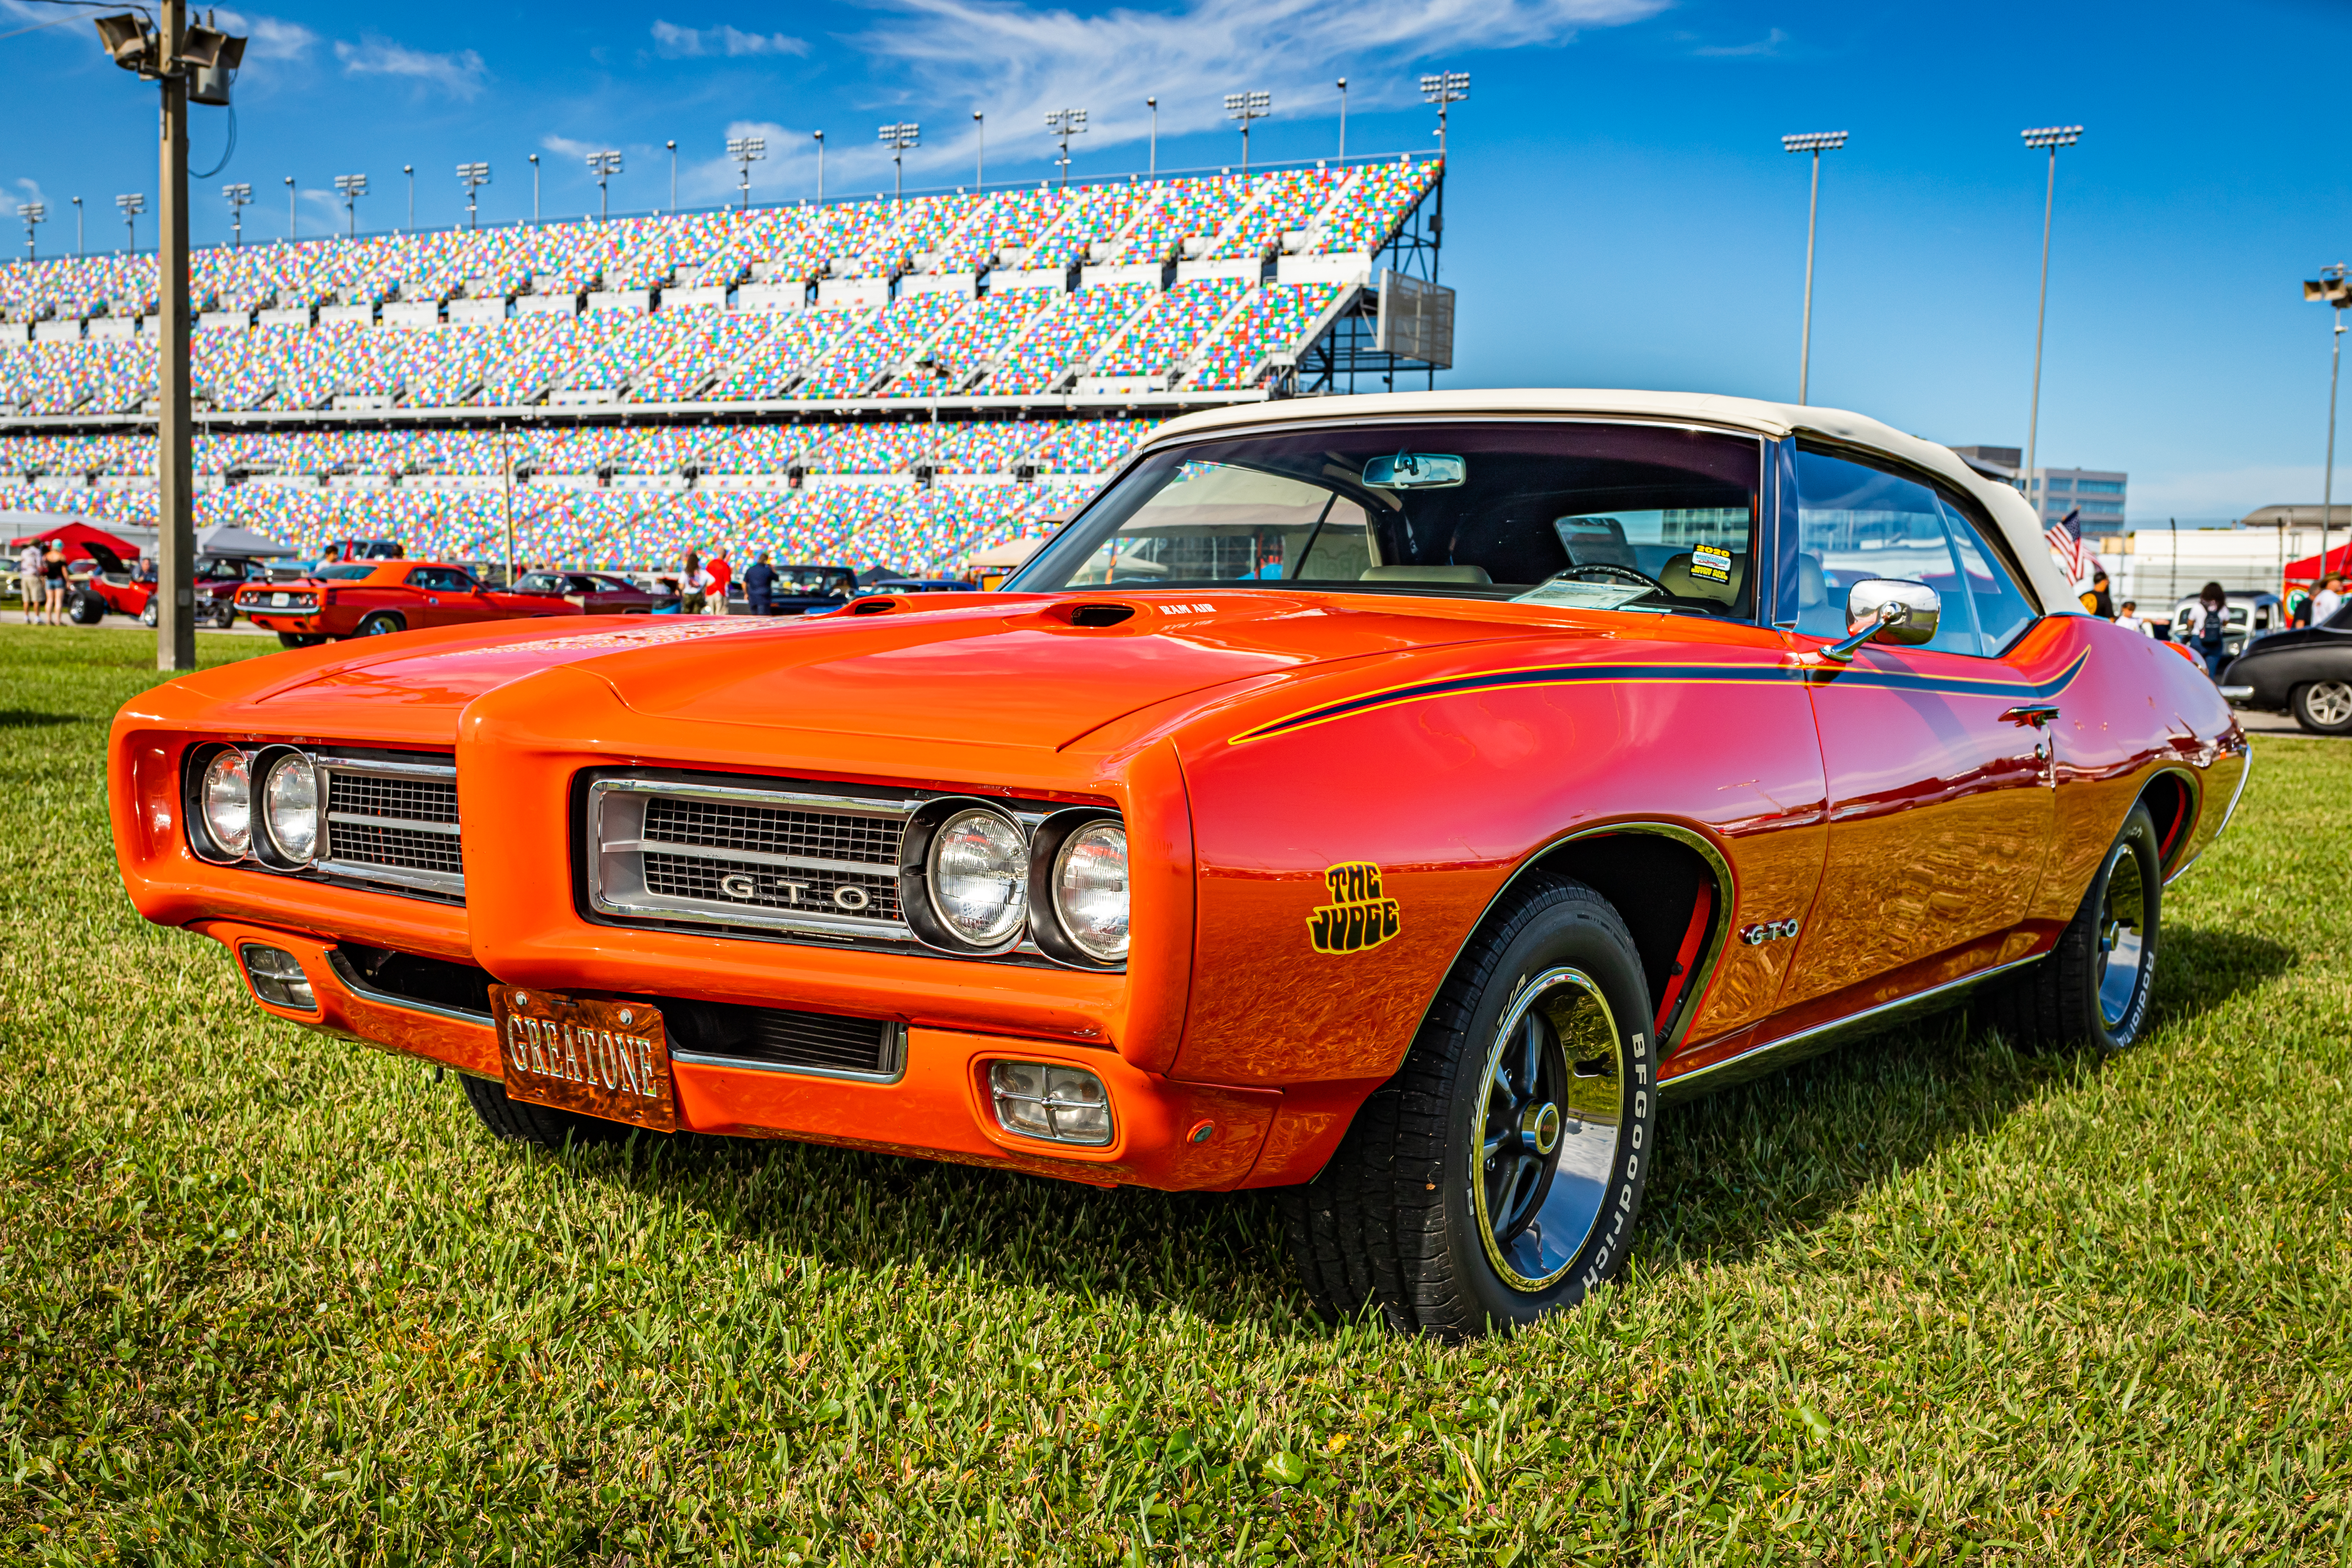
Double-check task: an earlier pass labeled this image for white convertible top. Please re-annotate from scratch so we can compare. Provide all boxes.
[1139,389,2080,614]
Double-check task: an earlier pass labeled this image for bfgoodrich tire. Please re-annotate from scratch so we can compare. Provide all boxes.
[1281,877,1658,1339]
[459,1072,650,1151]
[1987,801,2162,1052]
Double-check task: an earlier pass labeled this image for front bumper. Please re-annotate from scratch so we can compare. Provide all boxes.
[200,917,1283,1191]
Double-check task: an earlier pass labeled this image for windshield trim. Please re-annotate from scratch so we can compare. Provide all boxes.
[1004,414,1771,616]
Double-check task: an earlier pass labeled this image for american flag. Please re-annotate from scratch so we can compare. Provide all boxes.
[2044,505,2088,581]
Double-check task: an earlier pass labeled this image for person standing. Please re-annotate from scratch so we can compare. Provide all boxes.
[17,539,43,624]
[2114,600,2154,636]
[706,549,733,616]
[41,541,68,627]
[2079,569,2115,618]
[2316,573,2347,627]
[743,551,776,616]
[679,550,711,615]
[2184,581,2230,679]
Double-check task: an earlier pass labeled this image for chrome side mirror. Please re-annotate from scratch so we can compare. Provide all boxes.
[1821,579,1941,663]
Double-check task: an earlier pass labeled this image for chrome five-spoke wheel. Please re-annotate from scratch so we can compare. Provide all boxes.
[2095,842,2148,1031]
[1474,967,1623,1292]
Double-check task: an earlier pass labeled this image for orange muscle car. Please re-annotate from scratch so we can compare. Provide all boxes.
[110,391,2248,1337]
[234,559,588,647]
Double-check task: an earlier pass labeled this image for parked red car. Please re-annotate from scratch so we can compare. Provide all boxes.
[69,543,251,628]
[236,560,590,646]
[509,569,661,615]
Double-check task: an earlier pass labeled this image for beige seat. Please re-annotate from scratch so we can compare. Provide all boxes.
[1796,552,1826,608]
[1360,564,1494,585]
[1657,551,1747,605]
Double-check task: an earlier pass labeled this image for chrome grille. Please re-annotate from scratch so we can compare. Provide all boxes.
[588,776,915,940]
[318,753,464,900]
[666,1002,908,1082]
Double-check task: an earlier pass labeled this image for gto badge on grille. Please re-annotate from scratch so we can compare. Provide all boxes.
[719,873,758,899]
[1307,861,1401,955]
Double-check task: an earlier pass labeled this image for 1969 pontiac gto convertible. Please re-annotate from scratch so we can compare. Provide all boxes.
[109,391,2248,1337]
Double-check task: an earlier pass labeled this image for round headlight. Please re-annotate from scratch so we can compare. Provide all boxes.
[261,752,321,863]
[1052,821,1129,963]
[928,808,1028,947]
[200,749,252,858]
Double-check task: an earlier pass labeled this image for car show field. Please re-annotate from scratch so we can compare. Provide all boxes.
[5,625,2348,1561]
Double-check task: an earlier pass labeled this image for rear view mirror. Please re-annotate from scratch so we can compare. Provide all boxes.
[1362,452,1466,489]
[1823,579,1941,663]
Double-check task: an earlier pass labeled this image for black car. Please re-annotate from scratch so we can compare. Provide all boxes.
[2219,601,2352,734]
[739,564,859,615]
[862,577,980,595]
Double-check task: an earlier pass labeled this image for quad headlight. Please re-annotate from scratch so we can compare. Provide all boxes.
[199,748,253,858]
[927,807,1029,948]
[260,751,321,864]
[1050,821,1129,963]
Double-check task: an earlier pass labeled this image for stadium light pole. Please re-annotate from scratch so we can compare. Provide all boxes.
[727,135,766,210]
[1145,97,1157,178]
[117,191,144,250]
[973,110,984,186]
[20,201,43,260]
[223,181,249,246]
[457,161,490,230]
[1337,78,1350,158]
[1780,129,1847,406]
[587,150,622,220]
[812,129,825,202]
[2019,125,2084,527]
[878,123,918,207]
[1419,70,1469,161]
[401,164,412,231]
[1046,108,1087,187]
[284,174,295,238]
[2305,264,2352,595]
[527,153,539,220]
[333,172,367,238]
[1224,90,1270,177]
[72,195,82,255]
[666,140,676,212]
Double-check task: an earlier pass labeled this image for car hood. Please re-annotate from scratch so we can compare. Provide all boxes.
[2236,624,2351,658]
[215,594,1551,751]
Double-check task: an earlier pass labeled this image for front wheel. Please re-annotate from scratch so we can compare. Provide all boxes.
[138,599,159,628]
[1986,802,2162,1052]
[2291,680,2352,735]
[459,1073,650,1151]
[352,611,405,638]
[67,591,107,625]
[277,632,327,648]
[1281,877,1658,1338]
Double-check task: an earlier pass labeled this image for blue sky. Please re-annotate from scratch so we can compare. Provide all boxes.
[1,0,2347,521]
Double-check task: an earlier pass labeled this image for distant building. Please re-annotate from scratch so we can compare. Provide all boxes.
[2024,466,2127,529]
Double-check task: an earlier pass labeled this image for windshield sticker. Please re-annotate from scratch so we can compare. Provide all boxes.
[1308,862,1402,955]
[1690,546,1733,584]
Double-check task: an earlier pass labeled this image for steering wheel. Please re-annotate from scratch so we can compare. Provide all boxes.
[1553,562,1663,592]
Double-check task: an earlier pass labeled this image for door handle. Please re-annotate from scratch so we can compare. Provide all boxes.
[2001,704,2060,728]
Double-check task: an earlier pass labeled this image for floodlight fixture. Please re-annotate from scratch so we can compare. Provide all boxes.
[2021,124,2083,150]
[223,180,251,247]
[2019,123,2086,530]
[1223,90,1271,177]
[457,161,491,230]
[1781,130,1847,154]
[812,129,826,202]
[728,135,767,211]
[333,172,368,238]
[878,122,919,205]
[1419,70,1469,159]
[587,149,623,220]
[1045,108,1088,187]
[116,191,144,251]
[2310,263,2351,612]
[20,200,44,261]
[93,13,154,73]
[1781,131,1848,403]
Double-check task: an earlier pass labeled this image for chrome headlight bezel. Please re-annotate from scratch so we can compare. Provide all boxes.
[192,745,254,862]
[1026,810,1130,969]
[900,798,1031,954]
[256,747,323,867]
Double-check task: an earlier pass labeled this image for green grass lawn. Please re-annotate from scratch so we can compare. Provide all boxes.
[3,626,2348,1566]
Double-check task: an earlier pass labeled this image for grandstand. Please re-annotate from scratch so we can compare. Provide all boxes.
[0,154,1448,576]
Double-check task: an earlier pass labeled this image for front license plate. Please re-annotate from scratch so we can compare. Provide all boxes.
[489,987,676,1133]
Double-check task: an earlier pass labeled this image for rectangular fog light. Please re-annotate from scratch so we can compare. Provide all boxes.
[989,1061,1113,1147]
[239,944,317,1011]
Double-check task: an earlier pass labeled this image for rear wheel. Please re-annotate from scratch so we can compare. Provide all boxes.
[137,599,159,628]
[1281,877,1657,1338]
[2291,680,2352,735]
[459,1073,648,1151]
[353,611,405,638]
[1986,802,2162,1052]
[66,590,106,625]
[276,632,326,648]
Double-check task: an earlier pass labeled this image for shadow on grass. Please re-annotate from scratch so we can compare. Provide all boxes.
[0,709,80,728]
[490,923,2291,1334]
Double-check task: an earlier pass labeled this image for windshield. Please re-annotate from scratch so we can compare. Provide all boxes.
[515,573,567,594]
[1009,420,1764,617]
[317,563,378,580]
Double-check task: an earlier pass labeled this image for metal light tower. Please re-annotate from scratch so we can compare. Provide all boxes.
[1420,71,1469,160]
[528,152,539,219]
[284,174,294,238]
[666,140,676,212]
[457,161,491,230]
[72,195,82,255]
[402,164,412,230]
[1145,97,1157,178]
[877,123,919,205]
[20,201,44,259]
[223,181,250,246]
[1781,130,1847,406]
[2306,265,2352,595]
[727,136,766,211]
[973,110,984,187]
[1223,90,1270,177]
[1337,77,1349,158]
[333,172,367,237]
[1046,108,1087,187]
[812,129,825,202]
[116,191,144,249]
[587,149,622,220]
[2019,125,2084,525]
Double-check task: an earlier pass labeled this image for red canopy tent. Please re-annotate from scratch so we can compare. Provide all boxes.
[2285,537,2352,586]
[5,519,142,564]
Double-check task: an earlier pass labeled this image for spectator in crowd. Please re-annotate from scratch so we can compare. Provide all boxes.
[744,551,776,616]
[2080,570,2115,618]
[41,541,68,627]
[2317,573,2347,627]
[2114,600,2153,636]
[679,550,711,615]
[2183,581,2230,678]
[18,539,44,625]
[706,549,733,616]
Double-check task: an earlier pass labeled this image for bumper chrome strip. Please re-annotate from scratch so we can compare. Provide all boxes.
[327,810,461,836]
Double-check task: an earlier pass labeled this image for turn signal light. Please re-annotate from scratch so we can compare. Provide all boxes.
[240,944,316,1011]
[988,1061,1112,1146]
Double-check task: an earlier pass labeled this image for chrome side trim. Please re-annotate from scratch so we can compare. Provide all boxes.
[601,837,885,878]
[324,948,492,1024]
[669,1023,910,1086]
[1659,954,2039,1102]
[316,857,466,897]
[311,753,458,780]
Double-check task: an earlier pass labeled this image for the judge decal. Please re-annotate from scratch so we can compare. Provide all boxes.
[1308,861,1402,955]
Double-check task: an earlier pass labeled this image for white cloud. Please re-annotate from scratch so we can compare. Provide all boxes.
[3,177,47,222]
[651,20,810,58]
[213,10,320,61]
[834,0,1667,183]
[334,35,489,99]
[1694,27,1787,57]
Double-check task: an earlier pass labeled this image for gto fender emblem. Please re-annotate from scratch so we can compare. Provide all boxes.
[1739,919,1801,945]
[1308,861,1401,955]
